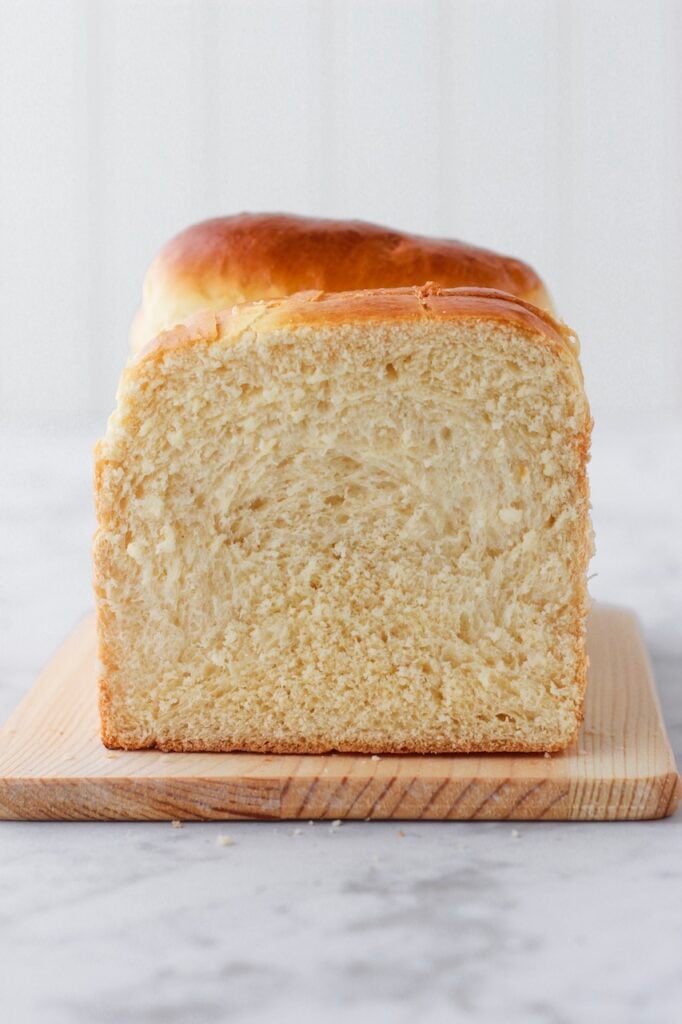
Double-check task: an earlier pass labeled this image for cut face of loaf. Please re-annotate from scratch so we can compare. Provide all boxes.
[95,286,591,753]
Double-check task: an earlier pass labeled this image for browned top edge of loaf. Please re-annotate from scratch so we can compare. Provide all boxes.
[131,213,554,348]
[152,213,550,303]
[130,284,580,374]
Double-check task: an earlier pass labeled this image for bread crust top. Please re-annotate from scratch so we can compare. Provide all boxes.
[131,284,580,377]
[131,213,553,350]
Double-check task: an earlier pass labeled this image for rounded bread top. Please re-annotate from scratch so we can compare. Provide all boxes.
[131,213,553,351]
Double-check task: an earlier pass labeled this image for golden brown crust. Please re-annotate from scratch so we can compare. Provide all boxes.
[132,213,553,349]
[100,728,579,756]
[133,284,580,374]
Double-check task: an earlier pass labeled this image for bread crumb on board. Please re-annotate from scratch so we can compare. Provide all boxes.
[171,820,184,829]
[217,835,235,847]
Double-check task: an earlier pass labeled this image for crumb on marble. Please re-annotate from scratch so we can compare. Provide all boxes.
[217,835,235,847]
[171,820,183,829]
[511,828,521,839]
[371,755,381,761]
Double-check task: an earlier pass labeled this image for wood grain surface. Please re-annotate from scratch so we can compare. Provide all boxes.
[0,607,678,821]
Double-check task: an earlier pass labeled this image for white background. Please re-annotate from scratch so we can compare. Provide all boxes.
[1,0,681,428]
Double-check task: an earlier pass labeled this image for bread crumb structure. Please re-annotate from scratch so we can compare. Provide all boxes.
[95,285,591,754]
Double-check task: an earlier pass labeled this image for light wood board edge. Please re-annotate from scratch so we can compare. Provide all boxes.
[0,609,679,822]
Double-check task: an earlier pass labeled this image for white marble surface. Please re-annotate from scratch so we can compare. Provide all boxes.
[1,418,681,1024]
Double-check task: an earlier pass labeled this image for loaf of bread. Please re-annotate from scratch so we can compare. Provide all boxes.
[130,213,552,351]
[95,284,591,753]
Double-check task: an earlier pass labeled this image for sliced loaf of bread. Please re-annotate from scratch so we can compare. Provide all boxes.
[95,285,591,753]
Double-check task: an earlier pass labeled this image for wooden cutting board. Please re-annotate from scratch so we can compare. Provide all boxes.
[0,606,678,821]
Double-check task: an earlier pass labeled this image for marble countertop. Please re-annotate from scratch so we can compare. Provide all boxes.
[1,418,680,1024]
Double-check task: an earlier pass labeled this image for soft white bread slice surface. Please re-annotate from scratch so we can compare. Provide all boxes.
[95,285,591,753]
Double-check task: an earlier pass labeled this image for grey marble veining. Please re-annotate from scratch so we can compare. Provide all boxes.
[0,420,680,1024]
